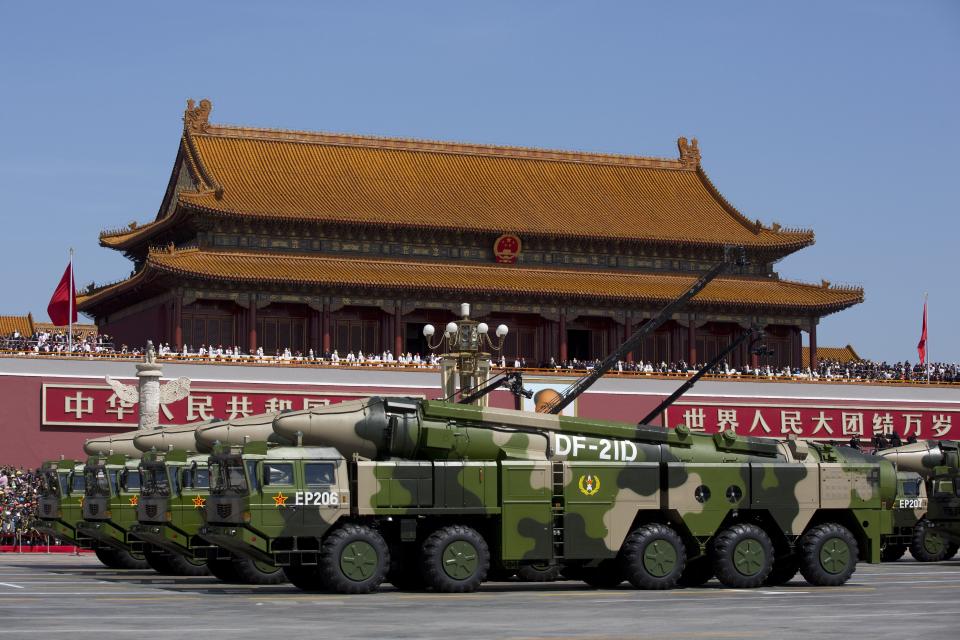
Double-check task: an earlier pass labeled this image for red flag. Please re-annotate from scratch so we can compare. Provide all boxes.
[47,261,77,326]
[917,300,928,365]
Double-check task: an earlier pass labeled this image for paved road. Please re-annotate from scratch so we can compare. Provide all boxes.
[1,554,958,639]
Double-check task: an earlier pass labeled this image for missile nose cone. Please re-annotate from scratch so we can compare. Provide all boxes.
[273,397,391,459]
[195,412,288,451]
[84,431,142,457]
[876,440,945,477]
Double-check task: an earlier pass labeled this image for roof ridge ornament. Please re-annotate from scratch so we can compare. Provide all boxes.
[677,136,701,168]
[184,98,212,134]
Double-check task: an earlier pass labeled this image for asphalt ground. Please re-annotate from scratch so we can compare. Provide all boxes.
[1,554,958,640]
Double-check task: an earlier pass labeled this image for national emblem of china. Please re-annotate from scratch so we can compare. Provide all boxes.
[578,474,601,496]
[493,234,521,264]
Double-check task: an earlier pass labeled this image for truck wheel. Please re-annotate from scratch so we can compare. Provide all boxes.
[319,524,390,594]
[233,557,286,585]
[764,554,800,586]
[946,542,959,560]
[799,523,858,586]
[207,557,241,583]
[517,563,561,582]
[677,556,713,587]
[163,554,209,577]
[621,523,686,590]
[580,560,624,588]
[910,519,949,562]
[881,544,907,562]
[710,523,774,588]
[420,525,490,593]
[96,547,150,570]
[282,561,325,592]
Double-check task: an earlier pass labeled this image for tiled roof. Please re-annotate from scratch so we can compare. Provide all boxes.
[0,314,34,336]
[803,345,862,363]
[79,248,863,315]
[101,100,814,251]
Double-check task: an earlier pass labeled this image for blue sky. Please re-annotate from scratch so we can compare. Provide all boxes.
[0,1,957,361]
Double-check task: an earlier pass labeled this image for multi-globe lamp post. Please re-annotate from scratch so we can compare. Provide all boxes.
[423,303,508,406]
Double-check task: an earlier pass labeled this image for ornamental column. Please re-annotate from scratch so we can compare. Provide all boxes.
[559,311,568,363]
[173,293,183,351]
[808,317,818,370]
[687,317,697,366]
[394,302,403,356]
[248,299,257,355]
[322,301,331,354]
[625,313,634,363]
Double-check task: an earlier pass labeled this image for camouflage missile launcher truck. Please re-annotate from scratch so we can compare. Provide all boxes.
[74,453,151,569]
[128,415,288,583]
[880,440,960,560]
[200,397,898,594]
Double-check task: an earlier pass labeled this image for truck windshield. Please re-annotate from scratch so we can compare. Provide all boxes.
[209,457,248,495]
[85,466,111,497]
[141,464,171,497]
[71,473,85,494]
[41,471,63,497]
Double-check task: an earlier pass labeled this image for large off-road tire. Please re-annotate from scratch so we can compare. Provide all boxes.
[420,525,490,593]
[798,523,858,586]
[517,562,562,582]
[282,561,325,592]
[881,544,908,562]
[764,554,800,586]
[207,557,241,583]
[319,524,389,594]
[710,523,774,588]
[910,519,950,562]
[233,556,286,585]
[95,547,150,570]
[579,559,624,589]
[159,553,210,577]
[621,523,686,590]
[677,556,713,588]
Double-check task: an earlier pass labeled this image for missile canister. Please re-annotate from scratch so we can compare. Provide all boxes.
[84,429,144,458]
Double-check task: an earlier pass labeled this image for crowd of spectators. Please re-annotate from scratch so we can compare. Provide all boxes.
[2,330,958,383]
[0,466,44,546]
[0,329,114,355]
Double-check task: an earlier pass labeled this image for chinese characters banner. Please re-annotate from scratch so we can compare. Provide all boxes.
[664,403,956,439]
[42,384,381,428]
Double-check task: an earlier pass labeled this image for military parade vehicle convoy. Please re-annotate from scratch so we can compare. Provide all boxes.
[196,396,899,594]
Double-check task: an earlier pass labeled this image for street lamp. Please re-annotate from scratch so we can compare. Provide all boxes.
[423,303,509,405]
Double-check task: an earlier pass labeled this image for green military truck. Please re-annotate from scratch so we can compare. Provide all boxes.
[131,448,284,583]
[74,453,151,569]
[877,442,960,562]
[200,397,897,594]
[34,459,84,544]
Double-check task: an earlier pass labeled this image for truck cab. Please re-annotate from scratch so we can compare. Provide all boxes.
[202,443,349,567]
[75,454,149,568]
[34,460,84,543]
[925,442,960,556]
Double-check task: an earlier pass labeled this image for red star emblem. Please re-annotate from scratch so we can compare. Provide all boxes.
[192,495,206,509]
[129,495,139,506]
[273,492,288,508]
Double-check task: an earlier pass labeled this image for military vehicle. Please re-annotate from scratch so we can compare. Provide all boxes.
[879,441,960,561]
[196,399,896,594]
[74,452,151,569]
[34,459,83,543]
[128,416,288,583]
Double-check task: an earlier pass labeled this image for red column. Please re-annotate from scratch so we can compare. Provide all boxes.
[394,303,403,356]
[322,302,331,354]
[625,314,634,363]
[687,321,696,366]
[808,318,818,370]
[248,302,257,354]
[173,294,183,351]
[559,312,568,363]
[309,308,320,355]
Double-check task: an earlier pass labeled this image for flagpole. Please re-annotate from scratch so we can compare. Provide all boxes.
[68,248,74,354]
[925,293,929,383]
